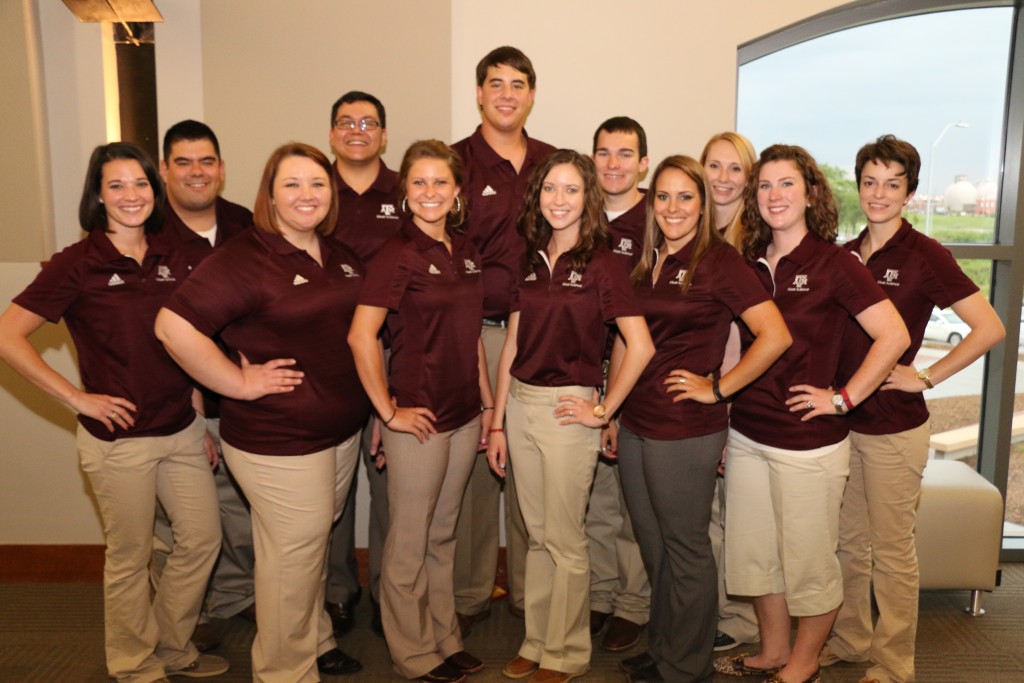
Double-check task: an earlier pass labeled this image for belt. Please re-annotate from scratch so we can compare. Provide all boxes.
[482,317,508,328]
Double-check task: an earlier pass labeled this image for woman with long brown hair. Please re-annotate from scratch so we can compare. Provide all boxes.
[487,149,654,683]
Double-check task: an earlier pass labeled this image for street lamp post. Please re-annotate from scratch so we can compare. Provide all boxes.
[924,121,969,236]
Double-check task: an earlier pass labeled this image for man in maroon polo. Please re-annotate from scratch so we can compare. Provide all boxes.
[450,46,556,633]
[586,116,652,652]
[152,119,255,651]
[324,91,401,639]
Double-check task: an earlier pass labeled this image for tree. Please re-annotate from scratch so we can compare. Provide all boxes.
[821,164,862,240]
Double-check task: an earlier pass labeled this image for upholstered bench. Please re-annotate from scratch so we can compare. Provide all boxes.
[915,458,1003,615]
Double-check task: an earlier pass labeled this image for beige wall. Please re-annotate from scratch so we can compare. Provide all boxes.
[2,0,848,543]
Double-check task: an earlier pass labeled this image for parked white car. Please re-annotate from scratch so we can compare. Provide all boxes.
[924,307,970,345]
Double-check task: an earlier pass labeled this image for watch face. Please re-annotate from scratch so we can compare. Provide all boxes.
[832,394,843,406]
[593,404,607,418]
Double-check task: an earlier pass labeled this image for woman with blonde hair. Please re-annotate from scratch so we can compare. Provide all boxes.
[614,155,790,683]
[348,139,492,683]
[700,132,757,248]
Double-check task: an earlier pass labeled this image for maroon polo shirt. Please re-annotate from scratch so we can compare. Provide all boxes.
[838,219,978,435]
[14,231,196,441]
[620,240,770,440]
[730,232,887,450]
[359,219,484,432]
[164,229,370,456]
[162,197,254,418]
[510,245,641,388]
[606,192,647,270]
[162,197,254,270]
[451,126,556,319]
[330,162,401,264]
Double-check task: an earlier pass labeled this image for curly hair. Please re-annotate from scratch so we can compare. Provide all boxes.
[518,149,608,275]
[700,131,756,250]
[631,155,721,294]
[741,144,838,260]
[396,139,467,230]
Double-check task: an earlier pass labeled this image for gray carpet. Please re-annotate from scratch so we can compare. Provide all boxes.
[2,565,1023,681]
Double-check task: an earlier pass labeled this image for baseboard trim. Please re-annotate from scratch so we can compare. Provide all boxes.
[0,545,105,582]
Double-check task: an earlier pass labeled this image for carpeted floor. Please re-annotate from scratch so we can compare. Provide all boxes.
[2,564,1023,681]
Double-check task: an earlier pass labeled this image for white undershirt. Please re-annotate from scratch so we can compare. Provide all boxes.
[195,224,218,247]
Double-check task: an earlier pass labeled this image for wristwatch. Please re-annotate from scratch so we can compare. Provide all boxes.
[831,392,846,415]
[917,367,934,389]
[593,403,610,426]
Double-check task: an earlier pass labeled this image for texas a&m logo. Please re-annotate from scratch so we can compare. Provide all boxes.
[379,203,398,219]
[613,238,634,256]
[788,274,809,292]
[563,270,583,288]
[464,259,481,274]
[881,268,900,286]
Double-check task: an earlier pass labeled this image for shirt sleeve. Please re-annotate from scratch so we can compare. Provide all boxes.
[359,238,410,311]
[596,250,643,322]
[832,248,889,317]
[916,236,980,309]
[12,245,84,323]
[713,246,772,317]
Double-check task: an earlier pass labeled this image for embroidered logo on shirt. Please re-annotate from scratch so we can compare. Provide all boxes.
[788,274,809,292]
[341,264,360,278]
[380,203,396,217]
[155,265,176,282]
[464,259,481,274]
[107,274,125,287]
[670,269,686,285]
[481,185,497,197]
[563,270,583,288]
[428,264,441,275]
[524,273,537,282]
[613,238,634,256]
[293,274,309,285]
[881,268,900,287]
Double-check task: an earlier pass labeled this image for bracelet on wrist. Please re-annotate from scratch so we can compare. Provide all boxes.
[840,386,854,410]
[489,428,504,434]
[481,405,494,411]
[712,377,726,403]
[383,408,397,425]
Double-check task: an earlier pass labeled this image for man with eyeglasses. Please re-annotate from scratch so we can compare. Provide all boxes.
[324,90,400,639]
[450,46,556,637]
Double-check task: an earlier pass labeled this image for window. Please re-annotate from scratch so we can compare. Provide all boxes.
[736,1,1024,557]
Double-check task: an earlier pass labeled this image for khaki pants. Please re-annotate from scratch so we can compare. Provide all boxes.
[828,424,930,683]
[508,380,599,674]
[585,457,650,623]
[152,418,256,621]
[709,476,759,643]
[222,432,360,683]
[380,416,481,678]
[724,430,849,617]
[453,324,529,615]
[77,415,220,683]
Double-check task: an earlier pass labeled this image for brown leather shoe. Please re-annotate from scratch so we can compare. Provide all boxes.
[190,622,220,653]
[589,610,611,635]
[601,616,644,652]
[528,666,588,682]
[502,656,539,679]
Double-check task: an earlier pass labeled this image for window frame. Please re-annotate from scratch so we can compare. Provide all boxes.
[737,0,1024,559]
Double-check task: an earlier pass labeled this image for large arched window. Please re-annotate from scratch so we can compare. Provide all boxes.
[736,0,1024,557]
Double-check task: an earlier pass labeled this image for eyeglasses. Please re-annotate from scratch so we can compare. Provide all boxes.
[334,118,381,132]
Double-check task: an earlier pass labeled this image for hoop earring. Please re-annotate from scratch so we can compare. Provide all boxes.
[401,197,408,213]
[450,195,462,215]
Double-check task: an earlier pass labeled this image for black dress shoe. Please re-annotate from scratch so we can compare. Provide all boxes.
[419,661,466,683]
[317,647,362,675]
[590,609,612,635]
[445,650,484,674]
[325,601,356,637]
[628,662,665,683]
[371,598,384,638]
[620,651,656,675]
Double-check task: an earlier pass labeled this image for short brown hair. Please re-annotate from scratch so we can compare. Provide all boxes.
[253,143,338,237]
[397,140,468,229]
[476,46,536,89]
[855,134,921,194]
[742,144,838,260]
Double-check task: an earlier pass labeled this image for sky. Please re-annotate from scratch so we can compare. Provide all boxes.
[737,7,1013,196]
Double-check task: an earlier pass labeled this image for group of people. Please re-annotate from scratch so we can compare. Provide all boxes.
[0,44,1007,683]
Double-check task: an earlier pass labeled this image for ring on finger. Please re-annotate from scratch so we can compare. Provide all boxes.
[678,377,686,384]
[109,412,117,419]
[806,401,814,409]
